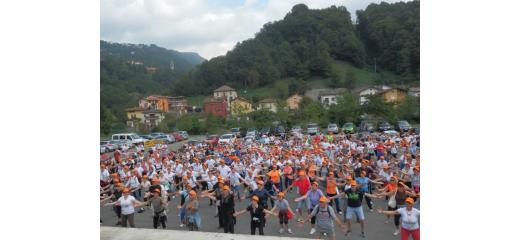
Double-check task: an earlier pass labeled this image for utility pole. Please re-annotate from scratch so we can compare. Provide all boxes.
[374,58,377,73]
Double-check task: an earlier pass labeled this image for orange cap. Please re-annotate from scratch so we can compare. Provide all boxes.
[223,185,230,191]
[251,195,259,202]
[346,176,352,180]
[189,190,197,196]
[154,188,161,193]
[390,176,397,181]
[360,170,366,175]
[298,171,306,176]
[319,196,329,203]
[278,192,285,198]
[122,188,130,193]
[405,197,414,204]
[152,178,160,183]
[350,181,357,186]
[328,172,334,176]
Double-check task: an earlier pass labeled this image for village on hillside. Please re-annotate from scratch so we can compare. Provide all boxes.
[125,85,420,130]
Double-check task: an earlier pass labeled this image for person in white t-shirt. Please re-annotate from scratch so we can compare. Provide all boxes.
[377,197,420,240]
[217,159,231,178]
[105,188,145,228]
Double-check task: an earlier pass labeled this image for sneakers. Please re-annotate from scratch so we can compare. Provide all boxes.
[288,228,293,234]
[361,232,366,238]
[369,208,374,212]
[338,211,343,215]
[345,230,351,236]
[310,228,316,234]
[179,224,185,227]
[393,229,400,235]
[279,228,284,234]
[385,220,390,224]
[297,217,302,222]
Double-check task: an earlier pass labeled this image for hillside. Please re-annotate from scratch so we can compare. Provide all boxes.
[100,40,205,74]
[173,1,419,97]
[100,42,205,133]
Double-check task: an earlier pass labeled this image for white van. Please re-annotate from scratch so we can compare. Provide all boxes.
[111,133,145,145]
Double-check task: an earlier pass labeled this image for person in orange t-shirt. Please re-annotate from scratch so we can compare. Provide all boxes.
[267,166,282,191]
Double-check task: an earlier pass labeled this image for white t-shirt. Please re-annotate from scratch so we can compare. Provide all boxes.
[100,169,110,181]
[118,195,136,215]
[397,208,420,230]
[217,165,231,177]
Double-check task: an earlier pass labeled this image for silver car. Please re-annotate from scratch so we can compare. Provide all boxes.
[307,123,319,135]
[327,123,339,134]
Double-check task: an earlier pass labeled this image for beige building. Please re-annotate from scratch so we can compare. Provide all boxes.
[380,88,407,104]
[286,94,303,110]
[258,98,277,113]
[230,97,253,116]
[126,107,145,128]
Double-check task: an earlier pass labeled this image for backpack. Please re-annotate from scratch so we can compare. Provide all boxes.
[313,205,333,219]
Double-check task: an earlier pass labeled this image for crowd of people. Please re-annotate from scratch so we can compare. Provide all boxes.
[100,129,420,240]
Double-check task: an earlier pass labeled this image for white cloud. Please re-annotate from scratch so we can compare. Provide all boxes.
[101,0,410,60]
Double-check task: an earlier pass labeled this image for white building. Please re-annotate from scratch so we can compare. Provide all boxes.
[213,85,237,110]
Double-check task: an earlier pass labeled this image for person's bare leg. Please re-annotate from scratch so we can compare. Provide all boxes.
[360,220,365,233]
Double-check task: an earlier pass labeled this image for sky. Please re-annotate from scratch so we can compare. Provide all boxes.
[101,0,411,60]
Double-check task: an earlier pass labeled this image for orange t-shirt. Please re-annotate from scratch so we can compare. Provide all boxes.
[268,170,281,183]
[326,177,337,194]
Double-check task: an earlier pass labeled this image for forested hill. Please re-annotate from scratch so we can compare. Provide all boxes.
[100,40,205,73]
[172,1,419,96]
[357,0,420,78]
[100,41,205,132]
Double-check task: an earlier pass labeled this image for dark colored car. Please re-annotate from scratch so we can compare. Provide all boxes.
[260,127,272,136]
[274,126,286,137]
[378,121,392,132]
[359,121,375,132]
[396,120,412,132]
[239,128,248,138]
[204,135,219,146]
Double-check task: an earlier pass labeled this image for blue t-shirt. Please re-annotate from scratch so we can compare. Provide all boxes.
[355,177,370,192]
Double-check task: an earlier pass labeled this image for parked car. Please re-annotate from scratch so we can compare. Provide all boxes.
[358,121,375,132]
[396,120,412,132]
[246,132,256,140]
[342,122,355,134]
[186,140,201,146]
[244,135,255,144]
[247,128,257,137]
[205,135,219,146]
[150,132,164,137]
[327,123,339,134]
[177,131,189,139]
[111,133,145,145]
[172,133,184,142]
[378,121,393,132]
[260,127,272,136]
[218,133,235,145]
[274,126,286,137]
[139,135,153,140]
[239,128,248,138]
[100,141,116,152]
[291,125,302,135]
[153,134,175,144]
[231,128,241,138]
[307,123,320,135]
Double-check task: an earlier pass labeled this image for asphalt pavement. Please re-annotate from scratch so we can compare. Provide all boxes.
[100,136,418,239]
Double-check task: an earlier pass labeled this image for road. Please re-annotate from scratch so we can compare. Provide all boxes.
[100,136,419,239]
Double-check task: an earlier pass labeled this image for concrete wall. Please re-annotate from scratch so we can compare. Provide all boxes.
[100,227,311,240]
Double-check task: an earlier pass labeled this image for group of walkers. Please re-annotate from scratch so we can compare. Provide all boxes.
[100,129,420,239]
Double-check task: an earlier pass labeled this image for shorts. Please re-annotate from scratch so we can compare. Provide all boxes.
[316,226,335,237]
[296,197,311,210]
[278,209,289,224]
[346,206,364,221]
